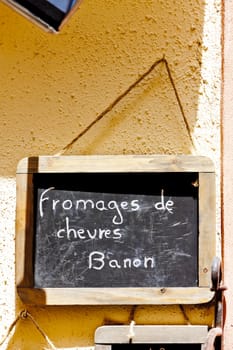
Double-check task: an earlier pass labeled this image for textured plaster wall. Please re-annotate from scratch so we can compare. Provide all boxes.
[0,0,221,349]
[222,1,233,349]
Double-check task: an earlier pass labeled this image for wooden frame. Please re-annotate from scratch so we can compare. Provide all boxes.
[94,325,209,349]
[16,155,216,305]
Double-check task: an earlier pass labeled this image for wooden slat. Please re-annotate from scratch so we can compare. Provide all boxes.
[17,287,214,305]
[16,155,215,174]
[15,173,34,287]
[199,172,216,286]
[94,325,209,344]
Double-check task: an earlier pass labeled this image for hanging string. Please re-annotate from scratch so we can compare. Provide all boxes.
[55,56,195,156]
[127,320,136,343]
[0,310,56,350]
[163,59,194,149]
[0,312,22,347]
[179,305,191,325]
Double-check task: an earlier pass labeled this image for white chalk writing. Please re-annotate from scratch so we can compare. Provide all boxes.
[88,251,155,270]
[38,188,175,273]
[39,187,140,225]
[39,188,174,225]
[56,217,122,240]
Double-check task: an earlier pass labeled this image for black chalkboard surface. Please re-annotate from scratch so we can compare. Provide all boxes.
[33,172,198,288]
[16,155,216,305]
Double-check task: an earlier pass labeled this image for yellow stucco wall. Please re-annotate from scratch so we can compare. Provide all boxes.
[0,0,221,349]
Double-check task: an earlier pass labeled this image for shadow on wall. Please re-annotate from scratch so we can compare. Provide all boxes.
[0,0,205,177]
[0,0,211,348]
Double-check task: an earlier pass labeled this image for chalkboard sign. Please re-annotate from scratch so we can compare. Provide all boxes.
[16,155,216,305]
